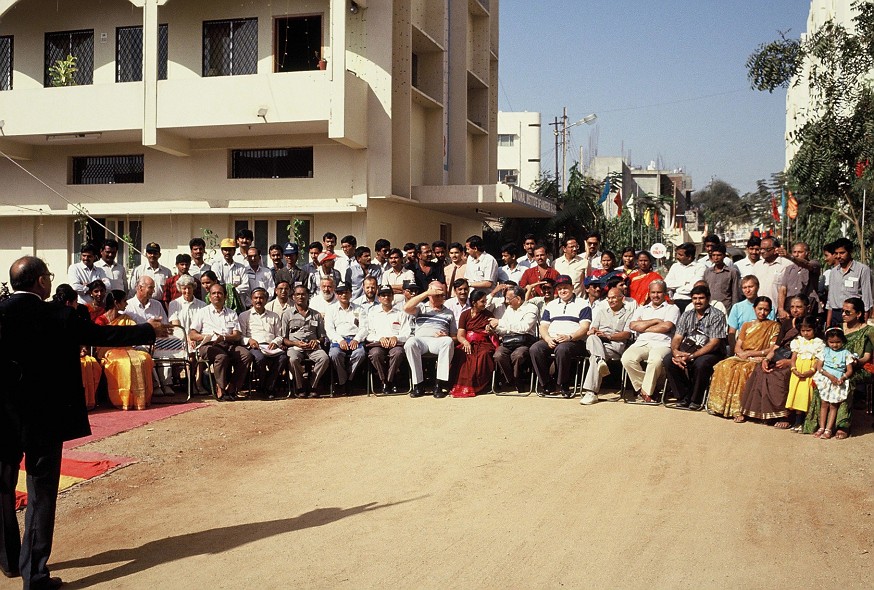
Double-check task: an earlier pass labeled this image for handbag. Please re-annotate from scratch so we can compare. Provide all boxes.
[502,333,535,351]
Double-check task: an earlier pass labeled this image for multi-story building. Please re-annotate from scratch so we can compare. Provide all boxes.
[0,0,553,275]
[496,111,540,190]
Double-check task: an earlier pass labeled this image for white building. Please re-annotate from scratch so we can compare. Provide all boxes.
[496,111,541,190]
[785,0,859,167]
[0,0,553,276]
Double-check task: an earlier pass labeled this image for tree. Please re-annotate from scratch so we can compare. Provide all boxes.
[747,0,874,262]
[692,179,749,235]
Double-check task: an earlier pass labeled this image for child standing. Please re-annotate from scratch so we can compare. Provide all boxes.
[786,316,823,432]
[811,327,856,440]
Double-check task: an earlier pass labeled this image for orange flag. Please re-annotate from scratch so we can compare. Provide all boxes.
[787,192,798,220]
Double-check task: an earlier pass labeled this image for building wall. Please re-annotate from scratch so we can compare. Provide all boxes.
[497,111,542,190]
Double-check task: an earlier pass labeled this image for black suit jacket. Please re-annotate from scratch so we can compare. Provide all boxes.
[0,293,156,457]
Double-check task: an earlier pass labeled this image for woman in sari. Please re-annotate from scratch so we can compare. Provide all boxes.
[627,251,661,305]
[740,295,810,427]
[707,296,780,420]
[95,290,155,410]
[803,297,873,438]
[449,290,495,397]
[85,280,107,321]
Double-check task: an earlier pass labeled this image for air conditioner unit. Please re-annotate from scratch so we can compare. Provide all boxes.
[504,174,518,186]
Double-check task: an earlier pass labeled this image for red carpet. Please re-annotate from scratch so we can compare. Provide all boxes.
[16,403,208,509]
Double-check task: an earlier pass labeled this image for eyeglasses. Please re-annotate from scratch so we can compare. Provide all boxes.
[841,309,855,315]
[42,272,55,281]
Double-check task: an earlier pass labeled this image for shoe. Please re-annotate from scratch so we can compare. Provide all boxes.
[217,394,236,402]
[535,382,552,397]
[675,399,691,408]
[597,359,610,377]
[515,378,529,394]
[433,380,450,398]
[410,383,427,398]
[1,567,19,578]
[689,402,702,411]
[45,577,64,589]
[344,382,353,396]
[559,386,573,398]
[580,391,597,405]
[162,384,176,396]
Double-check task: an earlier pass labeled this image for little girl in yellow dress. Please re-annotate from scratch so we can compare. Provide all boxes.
[786,316,823,432]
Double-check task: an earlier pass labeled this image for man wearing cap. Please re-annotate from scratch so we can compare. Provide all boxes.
[530,274,592,397]
[364,285,411,393]
[240,287,287,397]
[161,253,201,310]
[345,246,383,299]
[382,248,414,305]
[404,281,457,398]
[402,280,422,306]
[282,284,330,396]
[308,251,342,296]
[275,242,306,288]
[326,283,365,395]
[582,276,607,313]
[67,242,109,304]
[129,242,173,302]
[211,238,250,308]
[245,247,276,298]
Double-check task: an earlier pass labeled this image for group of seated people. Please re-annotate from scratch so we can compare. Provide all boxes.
[60,229,872,439]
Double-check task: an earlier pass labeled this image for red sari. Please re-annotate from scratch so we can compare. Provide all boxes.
[449,309,495,398]
[628,270,661,305]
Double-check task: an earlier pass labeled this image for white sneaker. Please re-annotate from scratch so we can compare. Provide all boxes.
[597,359,610,377]
[580,391,598,405]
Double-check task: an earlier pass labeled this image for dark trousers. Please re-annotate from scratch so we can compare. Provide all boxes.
[493,345,531,383]
[367,345,406,385]
[662,351,724,405]
[200,342,252,394]
[530,339,587,388]
[1,443,63,589]
[249,348,289,393]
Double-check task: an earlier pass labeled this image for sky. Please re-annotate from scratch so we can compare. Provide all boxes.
[498,0,811,194]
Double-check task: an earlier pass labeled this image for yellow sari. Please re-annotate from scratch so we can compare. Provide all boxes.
[707,319,780,417]
[98,315,154,410]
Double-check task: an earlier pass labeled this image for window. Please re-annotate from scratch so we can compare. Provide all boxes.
[203,18,257,77]
[71,155,145,185]
[230,148,313,179]
[73,218,142,268]
[411,53,419,88]
[274,16,322,72]
[45,29,94,86]
[498,169,517,182]
[233,217,310,252]
[0,36,12,91]
[117,24,168,82]
[497,134,515,147]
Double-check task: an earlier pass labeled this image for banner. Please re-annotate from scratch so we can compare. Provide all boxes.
[787,192,798,220]
[613,189,622,217]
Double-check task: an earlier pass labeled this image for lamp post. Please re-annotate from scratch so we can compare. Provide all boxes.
[560,108,597,193]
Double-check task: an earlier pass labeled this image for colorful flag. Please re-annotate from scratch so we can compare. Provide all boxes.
[856,160,869,178]
[598,177,611,204]
[787,192,798,219]
[613,189,622,217]
[644,209,651,226]
[781,187,787,217]
[771,194,780,221]
[653,211,660,229]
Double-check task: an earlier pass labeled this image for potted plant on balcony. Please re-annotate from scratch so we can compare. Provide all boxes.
[49,54,78,87]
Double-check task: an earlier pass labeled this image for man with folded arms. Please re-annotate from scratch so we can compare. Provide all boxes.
[363,285,411,393]
[240,287,287,398]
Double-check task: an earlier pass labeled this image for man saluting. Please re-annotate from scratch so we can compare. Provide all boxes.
[0,256,165,590]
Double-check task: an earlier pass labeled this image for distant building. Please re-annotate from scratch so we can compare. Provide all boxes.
[497,111,541,190]
[0,0,553,275]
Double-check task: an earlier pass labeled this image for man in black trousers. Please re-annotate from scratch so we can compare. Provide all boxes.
[0,256,163,590]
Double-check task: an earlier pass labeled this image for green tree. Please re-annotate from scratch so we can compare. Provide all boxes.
[692,179,749,235]
[747,0,874,261]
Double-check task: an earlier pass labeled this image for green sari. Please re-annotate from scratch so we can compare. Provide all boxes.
[803,323,874,434]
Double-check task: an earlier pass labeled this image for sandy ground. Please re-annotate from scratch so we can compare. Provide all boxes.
[3,391,873,589]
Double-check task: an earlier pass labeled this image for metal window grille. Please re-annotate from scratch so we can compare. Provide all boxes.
[71,155,145,185]
[117,25,168,82]
[0,36,12,91]
[45,29,94,86]
[231,148,313,179]
[203,18,257,77]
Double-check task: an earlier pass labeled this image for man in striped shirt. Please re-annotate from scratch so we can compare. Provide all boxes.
[529,274,592,397]
[404,281,457,398]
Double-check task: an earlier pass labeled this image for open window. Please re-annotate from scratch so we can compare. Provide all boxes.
[274,15,322,72]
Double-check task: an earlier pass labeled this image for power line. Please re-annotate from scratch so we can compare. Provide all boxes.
[598,89,746,115]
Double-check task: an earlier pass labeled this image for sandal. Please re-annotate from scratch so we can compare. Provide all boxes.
[821,429,833,440]
[813,428,825,438]
[774,421,791,429]
[834,430,849,440]
[790,424,803,433]
[733,414,746,423]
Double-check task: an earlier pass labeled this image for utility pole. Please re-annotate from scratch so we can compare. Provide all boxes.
[561,106,568,193]
[548,116,561,194]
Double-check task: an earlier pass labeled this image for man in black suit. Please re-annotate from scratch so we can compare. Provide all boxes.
[0,256,163,590]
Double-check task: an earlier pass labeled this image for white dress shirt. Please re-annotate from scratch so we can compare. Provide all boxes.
[239,308,284,345]
[361,305,411,342]
[125,296,168,324]
[497,264,525,284]
[325,302,362,342]
[664,261,705,301]
[94,259,127,293]
[245,264,276,296]
[466,252,499,287]
[168,296,206,338]
[495,302,539,337]
[129,263,172,301]
[190,305,242,346]
[67,262,109,304]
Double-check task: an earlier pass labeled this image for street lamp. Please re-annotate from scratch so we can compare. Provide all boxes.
[559,109,597,193]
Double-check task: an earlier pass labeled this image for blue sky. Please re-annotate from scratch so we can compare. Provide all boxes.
[498,0,810,194]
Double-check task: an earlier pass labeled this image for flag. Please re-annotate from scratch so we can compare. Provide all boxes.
[653,211,660,229]
[771,194,780,221]
[598,177,611,204]
[644,209,651,226]
[856,160,869,178]
[613,189,622,217]
[787,192,798,219]
[781,187,787,217]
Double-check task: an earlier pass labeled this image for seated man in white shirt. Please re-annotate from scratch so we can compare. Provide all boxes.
[125,276,168,325]
[404,281,458,398]
[240,287,288,398]
[364,285,412,393]
[188,283,252,401]
[620,280,680,403]
[579,287,633,405]
[529,275,592,397]
[489,286,538,393]
[326,283,365,395]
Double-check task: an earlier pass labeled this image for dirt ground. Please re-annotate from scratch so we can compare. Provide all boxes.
[3,391,873,589]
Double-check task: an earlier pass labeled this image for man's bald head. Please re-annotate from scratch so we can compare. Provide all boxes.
[9,256,49,296]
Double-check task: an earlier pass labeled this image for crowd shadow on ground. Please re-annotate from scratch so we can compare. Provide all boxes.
[54,498,425,587]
